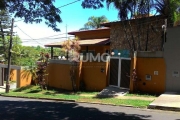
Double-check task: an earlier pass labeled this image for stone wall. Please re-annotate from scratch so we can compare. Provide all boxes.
[110,16,165,51]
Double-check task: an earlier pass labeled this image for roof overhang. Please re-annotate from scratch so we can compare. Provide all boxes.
[44,38,110,47]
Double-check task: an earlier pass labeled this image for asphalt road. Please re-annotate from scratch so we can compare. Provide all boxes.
[0,96,180,120]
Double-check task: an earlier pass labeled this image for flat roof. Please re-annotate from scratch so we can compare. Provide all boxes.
[101,15,164,27]
[68,27,110,35]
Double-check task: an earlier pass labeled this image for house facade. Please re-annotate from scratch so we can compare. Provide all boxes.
[44,28,111,91]
[101,15,167,94]
[44,16,169,93]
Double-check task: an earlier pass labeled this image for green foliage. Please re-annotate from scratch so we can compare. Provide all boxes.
[82,0,104,9]
[0,0,62,31]
[82,0,180,25]
[80,16,109,30]
[0,10,11,61]
[170,0,180,25]
[0,0,179,31]
[36,52,50,90]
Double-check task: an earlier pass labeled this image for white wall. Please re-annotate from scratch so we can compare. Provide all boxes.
[164,26,180,92]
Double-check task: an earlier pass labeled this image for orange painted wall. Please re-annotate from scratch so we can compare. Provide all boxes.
[130,58,166,94]
[81,62,108,91]
[18,70,32,87]
[47,63,73,90]
[10,69,17,81]
[46,61,109,91]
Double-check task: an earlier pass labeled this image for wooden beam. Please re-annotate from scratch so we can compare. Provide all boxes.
[51,47,54,59]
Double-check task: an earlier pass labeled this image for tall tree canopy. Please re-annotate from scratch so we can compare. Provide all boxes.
[0,0,62,31]
[82,0,180,25]
[0,10,12,60]
[80,15,109,30]
[0,0,179,32]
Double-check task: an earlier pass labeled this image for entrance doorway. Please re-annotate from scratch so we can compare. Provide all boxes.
[109,57,131,89]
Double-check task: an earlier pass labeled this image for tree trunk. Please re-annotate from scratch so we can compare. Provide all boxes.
[0,21,6,54]
[128,21,136,51]
[122,21,132,52]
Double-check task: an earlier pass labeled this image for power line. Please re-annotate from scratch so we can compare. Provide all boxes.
[57,0,81,9]
[16,26,44,46]
[35,33,67,39]
[21,36,74,42]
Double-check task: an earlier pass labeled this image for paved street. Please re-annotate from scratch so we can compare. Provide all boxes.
[0,96,180,120]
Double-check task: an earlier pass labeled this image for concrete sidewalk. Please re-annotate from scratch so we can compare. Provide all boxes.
[0,83,17,92]
[148,92,180,111]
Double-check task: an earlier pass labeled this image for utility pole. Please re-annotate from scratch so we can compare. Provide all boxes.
[66,24,67,39]
[5,18,14,93]
[66,24,68,59]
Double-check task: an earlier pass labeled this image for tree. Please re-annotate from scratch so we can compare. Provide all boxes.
[1,0,179,31]
[36,52,50,90]
[0,0,62,31]
[155,0,180,26]
[80,16,109,30]
[0,10,11,60]
[82,0,180,25]
[62,38,81,92]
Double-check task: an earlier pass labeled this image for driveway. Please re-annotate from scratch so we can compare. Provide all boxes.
[0,96,180,120]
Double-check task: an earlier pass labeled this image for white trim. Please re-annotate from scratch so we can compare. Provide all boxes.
[109,57,120,87]
[110,56,131,60]
[118,58,121,87]
[0,64,21,70]
[110,56,119,59]
[109,57,131,88]
[121,57,131,60]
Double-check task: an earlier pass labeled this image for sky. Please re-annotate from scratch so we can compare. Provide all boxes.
[13,0,119,47]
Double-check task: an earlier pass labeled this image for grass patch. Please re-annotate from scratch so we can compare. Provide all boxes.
[1,85,153,108]
[76,91,99,95]
[96,98,152,107]
[125,92,158,98]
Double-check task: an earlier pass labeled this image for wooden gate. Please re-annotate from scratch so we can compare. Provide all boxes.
[120,59,131,88]
[109,58,119,86]
[109,57,131,88]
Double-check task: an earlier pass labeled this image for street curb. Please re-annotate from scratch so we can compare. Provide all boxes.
[0,94,141,108]
[78,101,136,108]
[0,94,76,102]
[148,105,180,112]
